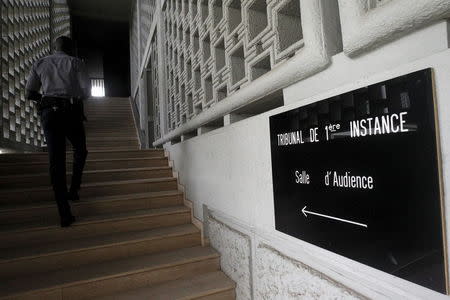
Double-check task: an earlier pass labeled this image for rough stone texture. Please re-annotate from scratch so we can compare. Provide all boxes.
[207,213,366,300]
[208,216,252,300]
[255,244,365,300]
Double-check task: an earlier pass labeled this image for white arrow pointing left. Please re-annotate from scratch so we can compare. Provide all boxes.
[301,206,368,228]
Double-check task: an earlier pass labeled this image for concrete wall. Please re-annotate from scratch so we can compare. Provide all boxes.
[165,18,450,300]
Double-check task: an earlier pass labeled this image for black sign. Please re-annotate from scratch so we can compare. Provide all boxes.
[269,69,447,294]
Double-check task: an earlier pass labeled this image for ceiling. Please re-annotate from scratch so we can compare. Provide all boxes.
[68,0,132,22]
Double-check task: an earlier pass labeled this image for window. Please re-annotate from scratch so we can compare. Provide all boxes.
[91,79,105,97]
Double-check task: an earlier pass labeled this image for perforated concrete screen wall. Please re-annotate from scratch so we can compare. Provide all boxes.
[161,0,306,133]
[0,0,70,150]
[129,0,309,141]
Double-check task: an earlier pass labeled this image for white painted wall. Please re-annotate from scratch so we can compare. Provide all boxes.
[165,21,450,299]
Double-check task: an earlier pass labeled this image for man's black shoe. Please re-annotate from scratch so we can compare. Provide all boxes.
[61,215,76,227]
[67,190,79,202]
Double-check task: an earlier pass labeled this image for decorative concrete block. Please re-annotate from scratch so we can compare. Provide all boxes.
[130,1,140,94]
[139,0,157,62]
[148,0,340,145]
[51,0,71,45]
[0,0,69,150]
[161,0,296,130]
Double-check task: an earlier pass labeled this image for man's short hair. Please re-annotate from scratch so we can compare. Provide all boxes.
[55,36,74,54]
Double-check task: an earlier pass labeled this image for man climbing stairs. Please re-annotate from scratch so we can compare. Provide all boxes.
[0,97,235,300]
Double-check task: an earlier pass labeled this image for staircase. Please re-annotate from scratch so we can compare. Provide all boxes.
[0,98,235,300]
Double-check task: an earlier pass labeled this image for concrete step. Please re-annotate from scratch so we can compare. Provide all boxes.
[85,106,131,109]
[84,118,134,122]
[84,123,135,128]
[82,137,139,148]
[0,156,168,175]
[85,101,130,106]
[96,271,236,300]
[85,105,131,108]
[0,246,219,300]
[84,130,137,136]
[85,132,137,138]
[85,117,133,122]
[85,108,132,111]
[0,149,164,163]
[0,177,178,205]
[84,123,135,127]
[0,224,201,278]
[0,206,191,249]
[0,190,184,225]
[85,99,130,103]
[84,128,136,133]
[84,124,134,129]
[85,115,133,118]
[0,166,173,189]
[84,133,137,138]
[85,145,139,151]
[85,115,134,120]
[85,118,133,122]
[85,147,143,152]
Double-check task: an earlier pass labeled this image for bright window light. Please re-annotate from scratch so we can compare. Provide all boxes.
[91,79,105,97]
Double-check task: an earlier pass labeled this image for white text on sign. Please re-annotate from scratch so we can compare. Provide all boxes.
[295,170,310,184]
[325,171,374,190]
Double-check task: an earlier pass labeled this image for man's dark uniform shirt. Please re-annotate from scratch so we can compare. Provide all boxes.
[26,50,90,226]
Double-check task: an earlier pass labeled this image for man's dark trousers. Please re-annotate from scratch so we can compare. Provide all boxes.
[40,102,88,219]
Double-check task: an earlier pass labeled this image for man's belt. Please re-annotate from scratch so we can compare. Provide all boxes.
[40,96,82,110]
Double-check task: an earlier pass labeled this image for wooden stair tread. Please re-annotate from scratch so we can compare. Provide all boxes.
[0,166,172,180]
[0,156,166,167]
[0,190,182,212]
[0,246,219,297]
[0,224,199,262]
[84,137,138,141]
[0,177,176,194]
[0,205,190,234]
[96,271,235,300]
[20,149,159,154]
[0,149,163,159]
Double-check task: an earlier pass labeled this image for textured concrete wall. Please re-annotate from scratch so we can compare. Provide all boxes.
[206,210,366,299]
[208,216,252,300]
[255,244,363,300]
